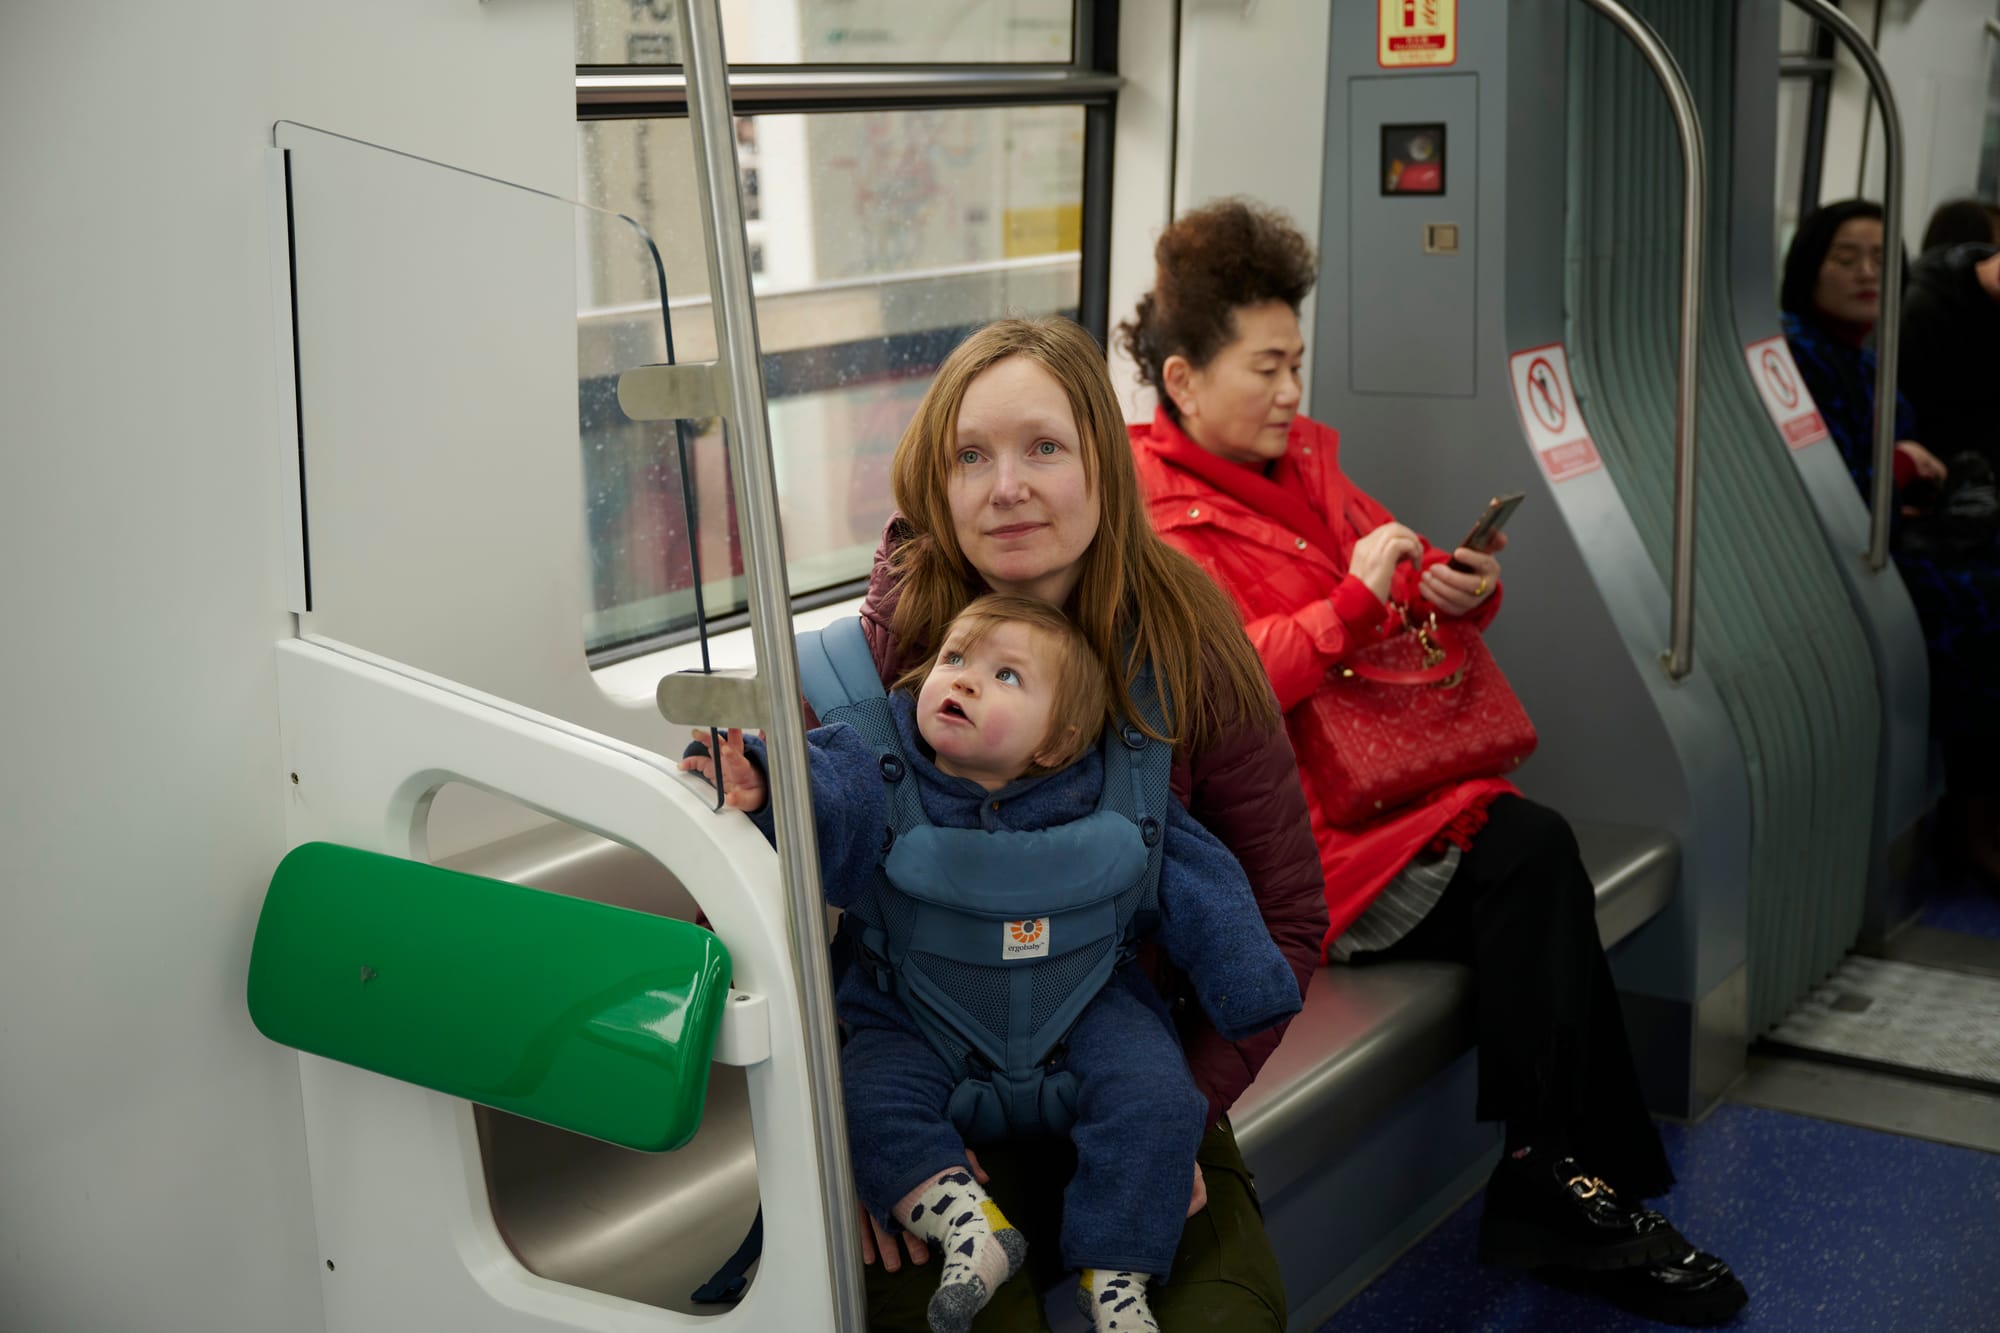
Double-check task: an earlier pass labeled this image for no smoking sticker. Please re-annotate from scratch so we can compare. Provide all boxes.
[1524,356,1567,434]
[1509,344,1602,482]
[1743,336,1828,449]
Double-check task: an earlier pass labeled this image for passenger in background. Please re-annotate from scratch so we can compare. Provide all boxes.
[1779,201,1944,498]
[1120,198,1748,1328]
[1782,200,2000,882]
[841,316,1329,1331]
[1919,197,2000,254]
[1901,209,2000,474]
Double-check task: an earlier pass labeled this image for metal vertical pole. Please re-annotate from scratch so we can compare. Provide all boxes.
[1786,0,1905,573]
[672,1,867,1324]
[1579,0,1708,680]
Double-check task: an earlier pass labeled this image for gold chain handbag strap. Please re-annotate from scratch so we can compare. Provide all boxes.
[1340,600,1468,687]
[1393,601,1449,669]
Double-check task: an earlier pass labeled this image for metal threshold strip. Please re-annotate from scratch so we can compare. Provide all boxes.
[1762,956,2000,1096]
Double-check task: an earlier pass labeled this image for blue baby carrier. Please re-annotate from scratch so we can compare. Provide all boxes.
[796,615,1173,1145]
[691,617,1174,1303]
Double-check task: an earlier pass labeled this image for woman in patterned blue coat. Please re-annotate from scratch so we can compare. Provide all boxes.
[1781,200,2000,880]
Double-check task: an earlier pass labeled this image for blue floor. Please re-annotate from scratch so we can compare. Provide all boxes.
[1920,869,2000,941]
[1317,1103,2000,1332]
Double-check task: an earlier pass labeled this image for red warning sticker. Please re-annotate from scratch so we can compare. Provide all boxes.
[1509,344,1603,482]
[1743,336,1829,450]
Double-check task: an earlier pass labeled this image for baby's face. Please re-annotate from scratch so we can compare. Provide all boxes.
[915,620,1063,790]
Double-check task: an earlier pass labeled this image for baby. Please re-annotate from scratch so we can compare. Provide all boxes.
[683,594,1300,1333]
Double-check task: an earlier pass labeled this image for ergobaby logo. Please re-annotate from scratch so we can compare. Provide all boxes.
[1002,918,1050,959]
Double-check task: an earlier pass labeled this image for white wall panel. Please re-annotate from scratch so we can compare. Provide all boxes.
[0,3,572,1329]
[1171,0,1333,412]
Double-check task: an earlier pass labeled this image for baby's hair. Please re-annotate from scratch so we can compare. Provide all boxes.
[895,594,1111,775]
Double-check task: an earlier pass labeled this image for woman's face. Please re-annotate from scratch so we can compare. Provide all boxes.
[1815,217,1885,328]
[1171,300,1306,466]
[947,355,1099,606]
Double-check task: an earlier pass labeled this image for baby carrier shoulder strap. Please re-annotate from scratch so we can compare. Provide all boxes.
[796,615,886,721]
[795,616,924,831]
[1099,652,1172,942]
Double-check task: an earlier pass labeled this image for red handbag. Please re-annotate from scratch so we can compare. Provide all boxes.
[1296,604,1539,825]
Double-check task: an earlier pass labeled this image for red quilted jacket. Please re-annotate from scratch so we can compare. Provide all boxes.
[848,517,1328,1123]
[1130,409,1517,952]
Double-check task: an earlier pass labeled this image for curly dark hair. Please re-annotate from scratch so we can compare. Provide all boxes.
[1115,198,1318,420]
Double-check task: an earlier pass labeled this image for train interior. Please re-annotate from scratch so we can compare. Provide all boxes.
[6,1,2000,1331]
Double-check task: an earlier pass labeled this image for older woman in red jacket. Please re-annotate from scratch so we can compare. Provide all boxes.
[1120,200,1746,1328]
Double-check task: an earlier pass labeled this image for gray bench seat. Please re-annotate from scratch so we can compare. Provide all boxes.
[440,816,1674,1319]
[1234,821,1678,1200]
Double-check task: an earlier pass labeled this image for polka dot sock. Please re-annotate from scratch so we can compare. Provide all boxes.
[1076,1268,1159,1332]
[893,1168,1026,1333]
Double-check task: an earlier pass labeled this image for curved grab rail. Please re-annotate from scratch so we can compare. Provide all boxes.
[673,0,868,1325]
[1785,0,1905,573]
[1578,0,1709,681]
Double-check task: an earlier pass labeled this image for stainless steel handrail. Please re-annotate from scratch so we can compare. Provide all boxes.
[578,67,1123,110]
[1787,0,1904,572]
[583,251,1081,321]
[1579,0,1708,681]
[674,0,867,1325]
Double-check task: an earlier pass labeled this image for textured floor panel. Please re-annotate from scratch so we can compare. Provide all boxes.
[1318,1104,2000,1332]
[1765,957,2000,1090]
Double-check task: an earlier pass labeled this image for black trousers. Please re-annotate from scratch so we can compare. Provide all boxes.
[1355,795,1676,1198]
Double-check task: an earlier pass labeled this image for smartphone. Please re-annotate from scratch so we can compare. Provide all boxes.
[1447,492,1525,571]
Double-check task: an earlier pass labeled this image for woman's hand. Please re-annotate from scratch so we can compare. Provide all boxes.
[859,1207,929,1271]
[1348,522,1425,601]
[1186,1163,1208,1218]
[677,728,768,812]
[1419,532,1506,617]
[857,1151,990,1271]
[1897,440,1948,486]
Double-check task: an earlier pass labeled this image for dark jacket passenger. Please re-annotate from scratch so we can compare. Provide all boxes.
[1901,243,2000,471]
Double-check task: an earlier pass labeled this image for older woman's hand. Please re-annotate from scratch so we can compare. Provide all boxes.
[1896,440,1947,485]
[1349,522,1425,601]
[1419,532,1506,617]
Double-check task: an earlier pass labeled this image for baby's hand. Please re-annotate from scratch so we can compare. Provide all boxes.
[679,728,770,812]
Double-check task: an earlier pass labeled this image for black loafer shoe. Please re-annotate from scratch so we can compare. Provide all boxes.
[1547,1248,1750,1327]
[1478,1153,1686,1271]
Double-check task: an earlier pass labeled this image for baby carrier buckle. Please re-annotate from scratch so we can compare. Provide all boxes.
[947,1062,1081,1144]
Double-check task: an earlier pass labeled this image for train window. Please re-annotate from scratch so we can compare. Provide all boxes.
[576,1,1076,67]
[1773,76,1815,255]
[576,107,1086,656]
[1775,6,1837,268]
[574,2,1116,663]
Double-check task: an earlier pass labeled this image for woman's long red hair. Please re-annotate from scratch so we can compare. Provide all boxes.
[888,317,1277,749]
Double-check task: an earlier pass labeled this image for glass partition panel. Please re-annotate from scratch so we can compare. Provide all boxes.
[579,105,1085,655]
[577,0,1076,66]
[275,122,710,736]
[574,176,741,657]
